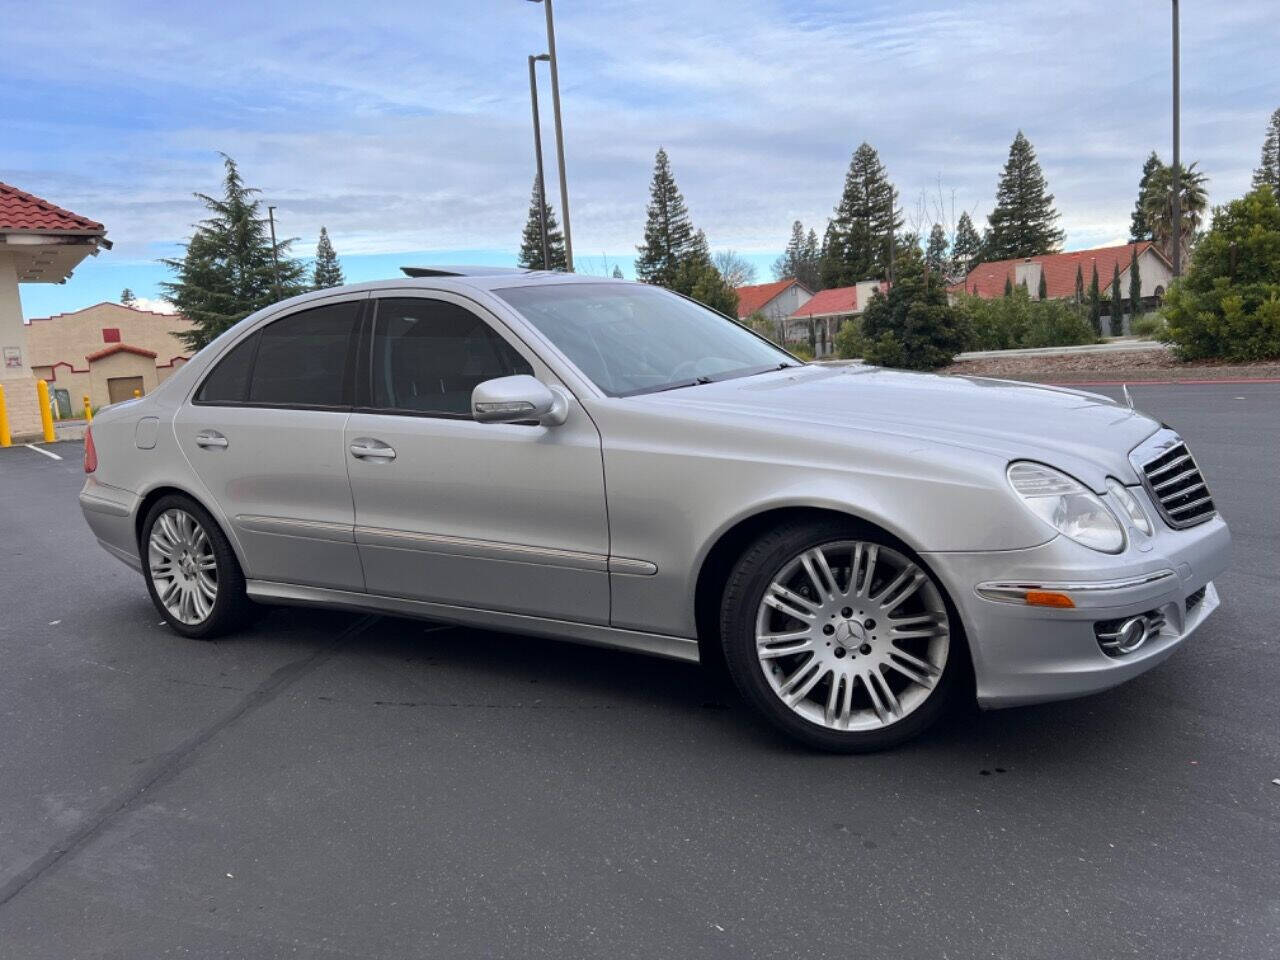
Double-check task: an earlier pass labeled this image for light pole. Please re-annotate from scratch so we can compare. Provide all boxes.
[528,0,573,271]
[528,54,552,269]
[1171,0,1181,278]
[267,205,282,299]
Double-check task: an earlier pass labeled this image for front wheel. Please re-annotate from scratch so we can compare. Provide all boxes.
[141,494,251,639]
[720,520,964,752]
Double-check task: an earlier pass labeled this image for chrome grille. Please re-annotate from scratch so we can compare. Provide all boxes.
[1140,441,1216,528]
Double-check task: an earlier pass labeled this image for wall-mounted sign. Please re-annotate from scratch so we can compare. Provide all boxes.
[3,346,21,369]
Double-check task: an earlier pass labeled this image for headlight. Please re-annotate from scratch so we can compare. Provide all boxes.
[1007,462,1125,553]
[1105,478,1153,536]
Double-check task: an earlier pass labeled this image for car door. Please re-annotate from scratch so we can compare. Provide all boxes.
[174,295,366,591]
[344,292,610,624]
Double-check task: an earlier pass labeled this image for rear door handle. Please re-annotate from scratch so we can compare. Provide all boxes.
[349,438,396,461]
[195,430,228,449]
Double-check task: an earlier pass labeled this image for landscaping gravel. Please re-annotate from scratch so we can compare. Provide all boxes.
[947,346,1280,383]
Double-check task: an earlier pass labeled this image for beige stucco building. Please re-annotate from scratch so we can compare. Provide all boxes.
[28,301,193,414]
[0,181,111,438]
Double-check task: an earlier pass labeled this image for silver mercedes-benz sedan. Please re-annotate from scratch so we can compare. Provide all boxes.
[79,268,1231,750]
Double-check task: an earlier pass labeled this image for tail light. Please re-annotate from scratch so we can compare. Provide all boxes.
[84,426,98,473]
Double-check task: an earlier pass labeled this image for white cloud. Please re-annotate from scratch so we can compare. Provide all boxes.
[128,297,177,314]
[3,0,1275,276]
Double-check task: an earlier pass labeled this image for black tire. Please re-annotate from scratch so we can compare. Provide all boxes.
[140,493,253,640]
[719,518,967,752]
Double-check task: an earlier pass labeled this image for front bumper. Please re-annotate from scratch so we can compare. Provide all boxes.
[923,513,1231,708]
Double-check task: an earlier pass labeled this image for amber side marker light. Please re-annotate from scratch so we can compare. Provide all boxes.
[1025,590,1075,609]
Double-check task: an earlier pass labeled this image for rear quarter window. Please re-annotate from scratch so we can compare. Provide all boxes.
[195,333,259,404]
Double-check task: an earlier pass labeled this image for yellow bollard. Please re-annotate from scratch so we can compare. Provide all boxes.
[82,394,93,423]
[0,384,10,447]
[37,380,56,443]
[133,388,141,398]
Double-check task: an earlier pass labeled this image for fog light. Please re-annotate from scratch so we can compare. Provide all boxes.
[1095,611,1165,657]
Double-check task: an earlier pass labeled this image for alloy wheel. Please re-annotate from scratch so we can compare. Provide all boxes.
[754,540,950,732]
[148,507,218,625]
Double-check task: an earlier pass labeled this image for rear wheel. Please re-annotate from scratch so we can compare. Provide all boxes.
[720,519,963,752]
[142,494,251,639]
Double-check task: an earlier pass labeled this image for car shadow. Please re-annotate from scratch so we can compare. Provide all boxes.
[300,608,1172,764]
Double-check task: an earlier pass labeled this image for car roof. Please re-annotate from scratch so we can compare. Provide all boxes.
[254,269,629,315]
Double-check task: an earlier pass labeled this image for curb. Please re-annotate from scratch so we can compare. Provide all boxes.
[1043,377,1280,387]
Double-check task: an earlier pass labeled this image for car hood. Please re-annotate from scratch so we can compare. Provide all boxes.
[643,364,1159,488]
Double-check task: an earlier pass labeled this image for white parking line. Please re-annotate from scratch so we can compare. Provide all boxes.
[24,444,62,461]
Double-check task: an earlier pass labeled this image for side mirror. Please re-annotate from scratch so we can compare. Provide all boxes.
[472,374,568,426]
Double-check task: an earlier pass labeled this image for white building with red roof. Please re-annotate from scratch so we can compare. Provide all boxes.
[951,242,1173,316]
[26,301,193,414]
[734,278,814,324]
[785,280,888,356]
[1,181,111,438]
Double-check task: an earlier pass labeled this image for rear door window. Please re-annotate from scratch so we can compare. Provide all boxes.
[247,302,362,407]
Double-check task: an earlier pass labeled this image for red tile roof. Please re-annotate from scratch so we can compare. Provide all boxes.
[953,242,1166,300]
[85,343,158,363]
[0,181,105,234]
[788,285,858,319]
[735,279,806,319]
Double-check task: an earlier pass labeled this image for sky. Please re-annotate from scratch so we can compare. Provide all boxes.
[4,0,1276,318]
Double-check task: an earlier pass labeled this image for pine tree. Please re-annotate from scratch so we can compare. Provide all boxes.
[951,212,981,278]
[1128,246,1143,320]
[1130,152,1164,242]
[772,221,821,289]
[160,154,307,350]
[802,228,821,287]
[517,177,567,271]
[635,148,704,288]
[312,226,344,289]
[820,142,902,287]
[1110,261,1124,335]
[984,131,1065,260]
[1251,107,1280,197]
[611,265,624,279]
[1037,269,1048,301]
[1003,274,1013,297]
[120,288,136,306]
[1088,262,1102,336]
[1074,262,1085,307]
[773,220,807,280]
[924,223,948,276]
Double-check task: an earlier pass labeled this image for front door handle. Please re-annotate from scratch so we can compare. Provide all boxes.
[349,438,396,461]
[195,430,228,449]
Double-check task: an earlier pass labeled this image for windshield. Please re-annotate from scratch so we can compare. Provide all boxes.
[494,282,797,397]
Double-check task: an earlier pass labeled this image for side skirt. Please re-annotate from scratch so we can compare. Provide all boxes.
[245,580,701,663]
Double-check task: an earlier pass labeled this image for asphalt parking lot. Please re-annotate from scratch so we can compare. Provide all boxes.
[1,381,1277,959]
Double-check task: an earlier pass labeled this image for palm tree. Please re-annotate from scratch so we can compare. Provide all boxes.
[1141,161,1209,262]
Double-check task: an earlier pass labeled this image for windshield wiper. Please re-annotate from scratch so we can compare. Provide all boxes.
[701,363,797,385]
[630,378,706,396]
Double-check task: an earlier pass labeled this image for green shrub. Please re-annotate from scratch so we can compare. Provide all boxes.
[1023,299,1097,348]
[1131,314,1167,339]
[1163,187,1280,361]
[786,342,816,361]
[746,311,782,345]
[834,318,864,358]
[860,250,968,369]
[955,288,1096,350]
[862,331,904,368]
